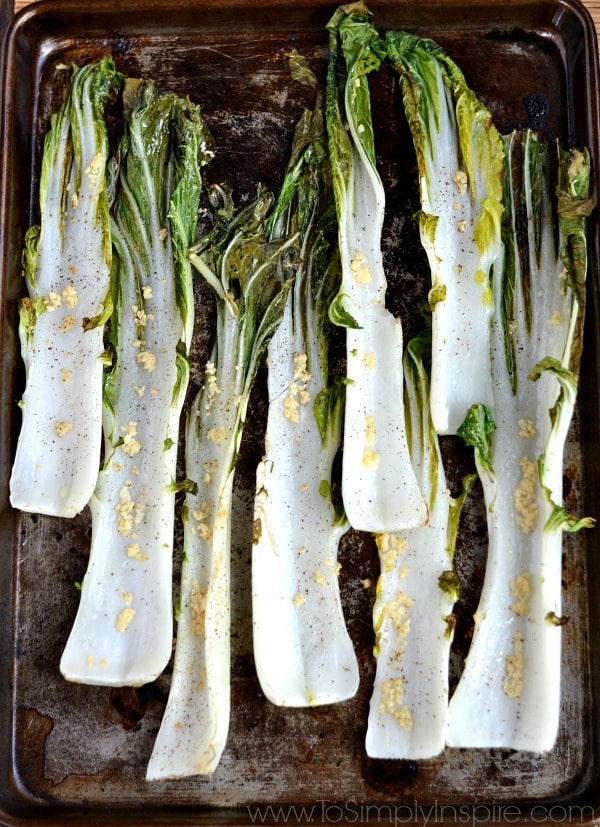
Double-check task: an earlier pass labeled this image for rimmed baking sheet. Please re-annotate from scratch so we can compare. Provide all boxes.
[1,0,600,823]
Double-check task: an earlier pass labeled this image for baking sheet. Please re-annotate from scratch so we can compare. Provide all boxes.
[1,0,600,822]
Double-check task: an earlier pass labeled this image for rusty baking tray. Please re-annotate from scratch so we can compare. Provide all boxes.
[1,0,600,823]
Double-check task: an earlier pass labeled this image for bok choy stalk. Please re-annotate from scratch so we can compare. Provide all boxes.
[60,80,211,686]
[446,130,594,750]
[147,185,293,779]
[326,3,427,532]
[386,32,504,435]
[252,104,359,707]
[10,58,122,517]
[366,329,467,758]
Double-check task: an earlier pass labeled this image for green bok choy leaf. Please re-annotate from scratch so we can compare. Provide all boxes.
[147,184,293,779]
[11,58,122,517]
[446,130,594,750]
[326,2,427,532]
[367,329,471,758]
[252,102,359,707]
[60,80,211,686]
[386,31,504,435]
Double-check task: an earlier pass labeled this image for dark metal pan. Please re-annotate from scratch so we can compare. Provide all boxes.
[0,0,599,823]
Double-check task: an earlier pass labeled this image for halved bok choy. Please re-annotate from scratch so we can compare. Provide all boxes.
[60,80,211,686]
[386,31,504,435]
[147,184,294,779]
[10,58,122,517]
[252,102,359,707]
[326,2,426,532]
[366,329,470,758]
[446,130,594,750]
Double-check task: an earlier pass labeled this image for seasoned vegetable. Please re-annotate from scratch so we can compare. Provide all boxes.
[366,329,469,758]
[147,184,293,779]
[60,80,211,686]
[446,130,594,750]
[326,2,426,532]
[10,58,122,517]
[387,31,504,435]
[252,103,359,707]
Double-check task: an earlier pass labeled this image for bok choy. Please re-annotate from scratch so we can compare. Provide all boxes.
[386,32,504,435]
[366,329,468,758]
[60,80,211,686]
[446,130,594,750]
[252,103,359,707]
[10,58,122,517]
[326,2,427,532]
[147,184,293,779]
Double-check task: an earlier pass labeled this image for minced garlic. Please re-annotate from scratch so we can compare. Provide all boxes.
[84,152,104,188]
[518,419,536,437]
[509,572,531,617]
[203,459,218,485]
[43,290,62,311]
[58,314,75,333]
[62,284,78,308]
[363,351,376,371]
[514,456,538,534]
[203,362,220,413]
[377,533,408,572]
[191,584,207,637]
[293,352,310,382]
[365,415,376,447]
[191,501,212,541]
[54,421,73,437]
[350,251,372,284]
[503,632,524,699]
[207,426,228,445]
[385,590,414,641]
[116,608,136,633]
[136,350,157,372]
[379,677,413,730]
[127,542,149,562]
[132,305,148,327]
[362,447,380,470]
[121,421,141,457]
[115,484,145,538]
[282,353,311,423]
[453,170,468,195]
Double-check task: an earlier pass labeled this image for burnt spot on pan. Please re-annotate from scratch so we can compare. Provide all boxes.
[524,92,550,130]
[107,685,168,733]
[109,35,134,59]
[362,755,419,793]
[503,91,553,137]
